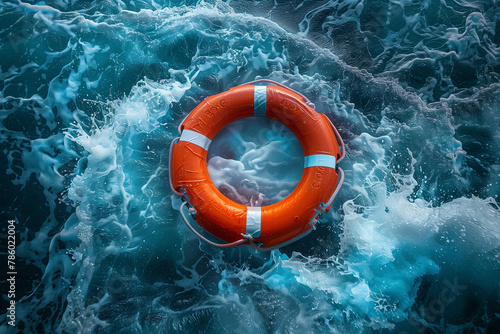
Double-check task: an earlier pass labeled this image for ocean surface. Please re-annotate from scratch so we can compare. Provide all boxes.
[1,0,499,333]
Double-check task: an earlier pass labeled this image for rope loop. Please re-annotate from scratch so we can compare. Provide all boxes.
[180,201,248,248]
[241,233,254,242]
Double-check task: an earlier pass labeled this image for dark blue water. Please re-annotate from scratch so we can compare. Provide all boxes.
[1,0,499,333]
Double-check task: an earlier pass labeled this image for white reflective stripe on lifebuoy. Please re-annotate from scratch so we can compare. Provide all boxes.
[254,86,267,117]
[246,206,262,238]
[304,154,336,168]
[179,129,212,151]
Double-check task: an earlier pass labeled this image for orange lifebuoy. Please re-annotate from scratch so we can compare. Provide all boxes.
[170,82,343,249]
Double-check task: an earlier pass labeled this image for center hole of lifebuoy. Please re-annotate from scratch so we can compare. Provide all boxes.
[207,117,304,207]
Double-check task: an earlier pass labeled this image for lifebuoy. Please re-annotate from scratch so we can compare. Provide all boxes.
[170,81,344,249]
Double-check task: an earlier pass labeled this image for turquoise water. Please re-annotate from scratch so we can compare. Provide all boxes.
[1,0,499,333]
[207,117,304,206]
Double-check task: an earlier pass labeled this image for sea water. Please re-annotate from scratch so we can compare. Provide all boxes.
[0,0,499,333]
[207,117,304,206]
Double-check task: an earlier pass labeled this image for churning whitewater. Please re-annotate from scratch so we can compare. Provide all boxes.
[0,0,499,333]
